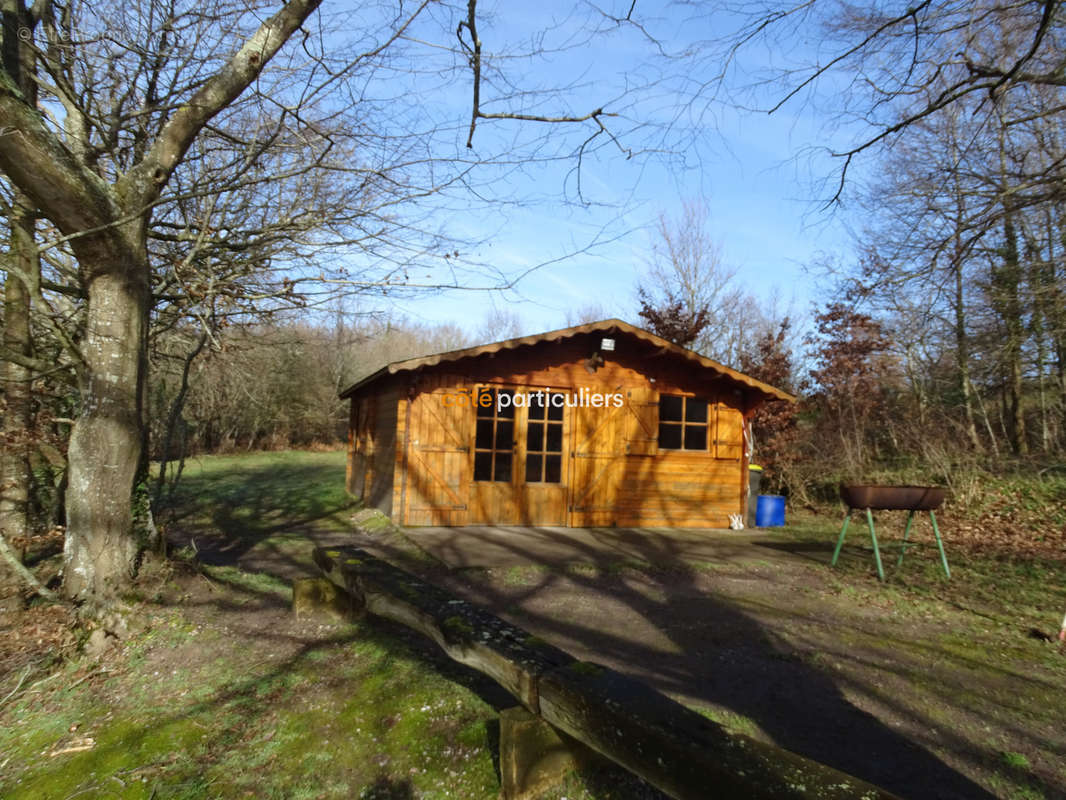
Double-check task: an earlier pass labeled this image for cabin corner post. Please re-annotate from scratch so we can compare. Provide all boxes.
[346,397,358,496]
[398,381,415,526]
[741,407,755,527]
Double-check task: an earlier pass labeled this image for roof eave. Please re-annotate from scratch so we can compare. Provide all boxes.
[337,318,796,403]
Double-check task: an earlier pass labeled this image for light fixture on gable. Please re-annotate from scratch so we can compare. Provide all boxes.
[600,337,615,351]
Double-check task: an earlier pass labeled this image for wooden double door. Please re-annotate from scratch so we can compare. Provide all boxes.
[468,387,569,526]
[402,383,569,526]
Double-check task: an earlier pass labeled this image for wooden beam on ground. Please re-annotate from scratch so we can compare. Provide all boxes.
[314,546,573,711]
[313,546,899,800]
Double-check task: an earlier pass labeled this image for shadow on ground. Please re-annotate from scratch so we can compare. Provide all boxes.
[423,531,1004,800]
[164,456,1052,800]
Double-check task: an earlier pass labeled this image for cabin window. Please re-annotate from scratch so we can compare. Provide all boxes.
[657,394,708,450]
[474,388,514,481]
[525,392,564,483]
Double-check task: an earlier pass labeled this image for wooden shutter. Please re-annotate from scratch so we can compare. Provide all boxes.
[714,404,743,460]
[624,386,658,456]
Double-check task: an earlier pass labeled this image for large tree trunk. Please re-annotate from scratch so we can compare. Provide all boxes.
[1,0,40,585]
[994,124,1028,457]
[62,264,148,600]
[953,286,981,452]
[999,218,1028,456]
[950,226,980,452]
[1053,206,1066,452]
[0,202,34,552]
[1029,211,1054,452]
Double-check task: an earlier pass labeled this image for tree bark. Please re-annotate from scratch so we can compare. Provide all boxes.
[1,0,40,588]
[0,0,323,601]
[998,217,1028,456]
[947,149,981,452]
[1,202,34,554]
[1052,206,1066,450]
[992,119,1028,457]
[953,263,981,451]
[62,262,149,599]
[1029,212,1053,452]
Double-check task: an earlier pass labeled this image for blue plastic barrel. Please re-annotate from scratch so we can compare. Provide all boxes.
[755,494,786,527]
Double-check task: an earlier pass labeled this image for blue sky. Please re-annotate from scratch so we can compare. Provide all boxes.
[348,1,860,340]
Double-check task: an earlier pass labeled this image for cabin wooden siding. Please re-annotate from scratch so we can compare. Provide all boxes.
[348,382,400,517]
[348,332,764,528]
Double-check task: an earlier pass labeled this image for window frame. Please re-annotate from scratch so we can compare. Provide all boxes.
[524,391,565,484]
[473,387,515,482]
[657,394,710,452]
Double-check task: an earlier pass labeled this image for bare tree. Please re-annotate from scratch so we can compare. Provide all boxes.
[850,103,991,452]
[472,307,522,341]
[0,0,336,601]
[636,200,754,361]
[2,0,689,601]
[715,0,1066,208]
[848,68,1066,459]
[148,315,475,459]
[0,0,52,597]
[564,303,612,325]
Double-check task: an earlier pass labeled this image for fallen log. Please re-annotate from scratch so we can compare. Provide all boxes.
[314,546,898,800]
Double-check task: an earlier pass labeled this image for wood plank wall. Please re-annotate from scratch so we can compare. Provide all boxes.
[348,384,400,517]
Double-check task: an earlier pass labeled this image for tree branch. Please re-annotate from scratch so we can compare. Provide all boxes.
[0,342,59,375]
[0,532,56,600]
[461,0,615,148]
[0,69,118,238]
[120,0,323,207]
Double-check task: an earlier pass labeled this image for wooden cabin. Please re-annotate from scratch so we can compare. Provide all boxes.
[341,319,794,528]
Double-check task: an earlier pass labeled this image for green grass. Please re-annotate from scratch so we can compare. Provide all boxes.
[0,617,502,799]
[778,509,1064,631]
[166,449,355,538]
[7,452,1062,799]
[1002,751,1031,769]
[694,707,771,742]
[757,509,1066,800]
[3,450,651,800]
[498,564,549,586]
[160,450,356,572]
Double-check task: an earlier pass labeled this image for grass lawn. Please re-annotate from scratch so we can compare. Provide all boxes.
[2,450,1063,799]
[0,452,660,799]
[165,450,357,558]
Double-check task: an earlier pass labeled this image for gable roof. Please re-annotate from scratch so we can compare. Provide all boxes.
[339,318,796,403]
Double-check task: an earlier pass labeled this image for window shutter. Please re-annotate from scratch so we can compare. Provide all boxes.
[714,404,743,460]
[625,387,658,456]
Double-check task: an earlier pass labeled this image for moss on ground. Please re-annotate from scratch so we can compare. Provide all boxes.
[695,706,771,743]
[0,603,505,798]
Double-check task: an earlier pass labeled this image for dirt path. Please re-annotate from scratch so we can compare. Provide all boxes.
[404,524,807,568]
